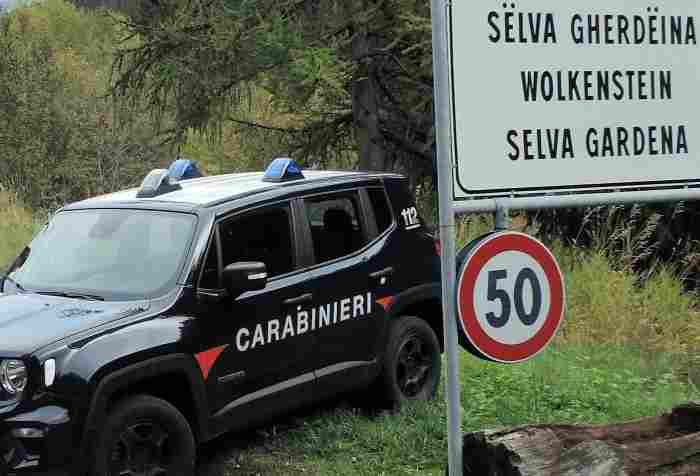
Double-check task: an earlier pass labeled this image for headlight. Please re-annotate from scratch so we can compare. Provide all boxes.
[0,360,28,396]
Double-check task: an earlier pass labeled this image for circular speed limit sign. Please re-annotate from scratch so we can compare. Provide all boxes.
[456,231,565,363]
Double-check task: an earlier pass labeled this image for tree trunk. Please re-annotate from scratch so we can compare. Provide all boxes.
[352,32,386,172]
[458,403,700,476]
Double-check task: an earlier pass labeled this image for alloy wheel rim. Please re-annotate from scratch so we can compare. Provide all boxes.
[110,421,171,476]
[396,335,432,398]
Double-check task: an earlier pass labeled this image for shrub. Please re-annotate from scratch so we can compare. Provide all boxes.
[534,203,700,290]
[0,0,161,210]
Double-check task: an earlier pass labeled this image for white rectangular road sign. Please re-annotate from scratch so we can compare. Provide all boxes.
[451,0,700,200]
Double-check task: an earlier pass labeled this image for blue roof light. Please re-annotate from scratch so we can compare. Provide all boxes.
[263,158,305,183]
[168,159,203,181]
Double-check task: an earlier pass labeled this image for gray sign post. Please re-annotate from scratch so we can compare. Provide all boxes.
[430,1,463,475]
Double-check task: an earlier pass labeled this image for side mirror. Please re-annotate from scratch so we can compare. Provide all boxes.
[223,262,268,297]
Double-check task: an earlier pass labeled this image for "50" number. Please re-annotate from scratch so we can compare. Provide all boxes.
[486,268,542,328]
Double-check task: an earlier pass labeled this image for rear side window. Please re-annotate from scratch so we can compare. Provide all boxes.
[367,187,393,234]
[304,192,368,264]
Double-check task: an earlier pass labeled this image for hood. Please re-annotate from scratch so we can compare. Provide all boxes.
[0,293,151,357]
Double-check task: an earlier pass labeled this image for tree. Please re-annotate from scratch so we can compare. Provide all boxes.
[0,0,161,209]
[112,0,436,189]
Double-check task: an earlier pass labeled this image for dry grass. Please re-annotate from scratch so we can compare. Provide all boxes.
[454,216,700,370]
[0,189,38,270]
[558,249,700,354]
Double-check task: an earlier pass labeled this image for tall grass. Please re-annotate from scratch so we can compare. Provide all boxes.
[0,189,38,271]
[534,203,700,290]
[559,250,700,355]
[453,215,700,377]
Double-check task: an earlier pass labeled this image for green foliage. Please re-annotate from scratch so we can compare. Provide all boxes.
[112,0,314,140]
[0,0,161,209]
[111,0,434,182]
[182,87,307,175]
[534,202,700,291]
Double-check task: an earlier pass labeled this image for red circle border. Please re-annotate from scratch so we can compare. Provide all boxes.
[456,232,565,363]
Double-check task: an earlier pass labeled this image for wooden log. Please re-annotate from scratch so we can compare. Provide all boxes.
[559,440,626,476]
[457,402,700,476]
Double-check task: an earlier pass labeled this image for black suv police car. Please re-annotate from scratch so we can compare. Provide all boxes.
[0,159,442,475]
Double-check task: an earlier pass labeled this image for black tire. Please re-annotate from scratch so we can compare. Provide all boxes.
[92,395,195,476]
[379,316,441,407]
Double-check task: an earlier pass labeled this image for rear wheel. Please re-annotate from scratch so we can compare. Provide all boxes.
[379,316,441,407]
[92,395,195,476]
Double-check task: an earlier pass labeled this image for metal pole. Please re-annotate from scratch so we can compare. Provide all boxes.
[430,1,462,475]
[453,188,700,215]
[494,200,510,231]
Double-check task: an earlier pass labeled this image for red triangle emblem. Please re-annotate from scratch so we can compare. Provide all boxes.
[377,296,395,311]
[195,345,228,380]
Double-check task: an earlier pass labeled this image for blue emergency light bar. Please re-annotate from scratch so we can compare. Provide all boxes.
[263,158,305,183]
[169,159,203,181]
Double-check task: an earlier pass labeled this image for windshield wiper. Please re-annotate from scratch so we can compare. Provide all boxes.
[35,291,105,301]
[2,275,26,292]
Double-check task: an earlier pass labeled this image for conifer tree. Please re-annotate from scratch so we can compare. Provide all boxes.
[113,0,436,188]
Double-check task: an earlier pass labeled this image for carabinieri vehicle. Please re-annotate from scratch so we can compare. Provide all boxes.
[0,158,443,475]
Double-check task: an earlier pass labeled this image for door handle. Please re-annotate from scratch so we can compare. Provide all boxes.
[369,267,395,279]
[283,293,313,306]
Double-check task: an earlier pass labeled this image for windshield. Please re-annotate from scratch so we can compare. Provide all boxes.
[8,209,197,300]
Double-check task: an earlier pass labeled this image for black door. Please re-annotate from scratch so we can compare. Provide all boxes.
[298,189,388,396]
[196,201,318,433]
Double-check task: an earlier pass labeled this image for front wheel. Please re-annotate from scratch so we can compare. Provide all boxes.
[92,395,195,476]
[379,316,441,407]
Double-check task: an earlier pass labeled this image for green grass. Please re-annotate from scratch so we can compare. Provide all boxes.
[199,346,697,476]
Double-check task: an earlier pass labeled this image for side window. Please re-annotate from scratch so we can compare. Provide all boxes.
[305,192,368,264]
[219,205,295,278]
[367,187,393,235]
